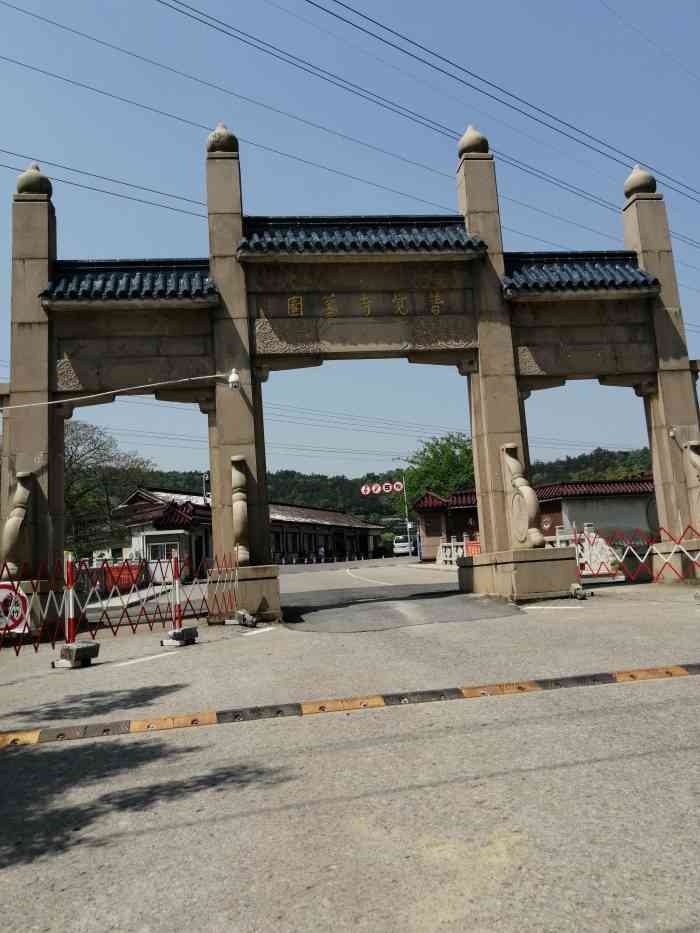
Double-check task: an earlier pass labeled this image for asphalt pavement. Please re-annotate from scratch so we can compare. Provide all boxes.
[2,563,700,932]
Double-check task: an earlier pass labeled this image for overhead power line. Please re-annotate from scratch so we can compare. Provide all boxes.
[144,0,700,243]
[596,0,700,86]
[0,160,208,218]
[2,0,628,224]
[256,0,622,187]
[113,397,645,454]
[299,0,700,200]
[0,144,205,206]
[2,7,700,296]
[3,0,700,258]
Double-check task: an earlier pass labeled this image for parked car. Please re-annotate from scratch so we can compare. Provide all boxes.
[392,535,416,557]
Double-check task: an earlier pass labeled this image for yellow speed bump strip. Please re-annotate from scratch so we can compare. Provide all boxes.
[1,662,699,750]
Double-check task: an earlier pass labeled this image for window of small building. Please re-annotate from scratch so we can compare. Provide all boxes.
[149,541,179,561]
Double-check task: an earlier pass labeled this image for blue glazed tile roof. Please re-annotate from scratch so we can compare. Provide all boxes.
[42,260,218,302]
[503,251,659,297]
[238,215,486,255]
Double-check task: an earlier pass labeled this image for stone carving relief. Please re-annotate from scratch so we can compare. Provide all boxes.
[231,455,250,566]
[55,354,83,391]
[411,316,477,350]
[682,440,700,530]
[255,318,319,356]
[501,443,545,549]
[1,471,33,576]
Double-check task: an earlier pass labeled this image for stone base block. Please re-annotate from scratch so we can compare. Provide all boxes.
[651,538,700,583]
[207,565,281,624]
[457,547,578,602]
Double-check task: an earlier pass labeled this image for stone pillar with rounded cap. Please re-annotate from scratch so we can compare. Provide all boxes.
[205,123,271,564]
[623,164,700,549]
[205,124,279,619]
[1,164,64,574]
[456,126,531,553]
[455,128,576,600]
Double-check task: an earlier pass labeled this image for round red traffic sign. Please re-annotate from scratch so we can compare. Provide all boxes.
[0,583,29,633]
[360,484,371,496]
[393,481,404,493]
[382,482,393,493]
[371,483,382,494]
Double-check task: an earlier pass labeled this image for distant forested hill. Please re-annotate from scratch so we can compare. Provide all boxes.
[140,447,651,516]
[529,447,651,486]
[266,469,400,523]
[139,468,401,523]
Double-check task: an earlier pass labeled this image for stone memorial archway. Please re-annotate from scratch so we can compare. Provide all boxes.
[2,122,698,607]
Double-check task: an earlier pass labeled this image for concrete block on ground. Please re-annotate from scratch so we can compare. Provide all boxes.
[51,640,100,669]
[161,626,199,647]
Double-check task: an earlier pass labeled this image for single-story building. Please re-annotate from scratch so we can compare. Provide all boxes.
[414,477,657,561]
[269,502,384,562]
[101,488,384,567]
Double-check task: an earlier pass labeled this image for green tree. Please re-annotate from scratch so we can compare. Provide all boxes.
[64,421,153,557]
[400,432,474,515]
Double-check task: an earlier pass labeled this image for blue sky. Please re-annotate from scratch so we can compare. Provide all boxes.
[2,0,699,478]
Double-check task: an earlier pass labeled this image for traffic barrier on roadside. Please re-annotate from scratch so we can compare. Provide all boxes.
[0,552,239,656]
[572,524,700,583]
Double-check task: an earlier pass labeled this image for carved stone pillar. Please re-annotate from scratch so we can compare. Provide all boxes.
[1,471,33,576]
[457,127,531,554]
[231,455,250,565]
[623,165,700,538]
[501,443,544,549]
[3,163,64,573]
[205,123,270,564]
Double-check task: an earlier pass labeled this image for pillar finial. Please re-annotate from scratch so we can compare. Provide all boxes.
[16,162,52,196]
[207,121,238,154]
[624,164,656,199]
[458,125,489,157]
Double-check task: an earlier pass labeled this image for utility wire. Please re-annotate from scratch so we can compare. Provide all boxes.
[3,0,699,257]
[1,12,700,296]
[301,0,700,199]
[144,1,700,243]
[0,53,460,214]
[103,424,642,456]
[0,144,205,206]
[596,0,700,86]
[0,161,207,218]
[257,0,622,188]
[3,1,699,255]
[112,398,644,453]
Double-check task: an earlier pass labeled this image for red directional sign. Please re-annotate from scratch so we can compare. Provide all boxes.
[361,480,404,495]
[0,583,29,633]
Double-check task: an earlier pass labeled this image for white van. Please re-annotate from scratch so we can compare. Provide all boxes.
[392,535,415,557]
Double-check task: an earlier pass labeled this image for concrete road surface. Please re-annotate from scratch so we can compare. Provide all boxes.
[2,564,700,932]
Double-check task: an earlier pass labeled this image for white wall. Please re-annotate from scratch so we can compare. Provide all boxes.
[562,496,656,537]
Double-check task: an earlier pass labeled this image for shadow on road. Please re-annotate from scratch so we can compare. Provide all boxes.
[282,585,460,623]
[0,683,190,724]
[282,586,519,630]
[0,739,294,869]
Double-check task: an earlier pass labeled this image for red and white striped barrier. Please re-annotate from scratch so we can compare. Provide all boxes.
[0,553,240,656]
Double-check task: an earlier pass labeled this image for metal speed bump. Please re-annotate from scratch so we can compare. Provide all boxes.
[2,660,699,751]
